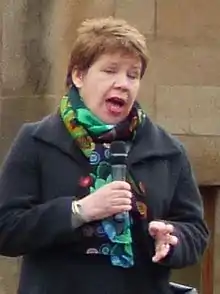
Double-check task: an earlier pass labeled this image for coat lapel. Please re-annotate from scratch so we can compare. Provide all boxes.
[32,112,89,167]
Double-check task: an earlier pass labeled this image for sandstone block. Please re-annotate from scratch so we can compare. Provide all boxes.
[156,85,220,136]
[0,95,56,162]
[176,135,220,185]
[157,0,220,42]
[115,0,155,36]
[0,257,19,294]
[146,40,220,87]
[2,0,55,96]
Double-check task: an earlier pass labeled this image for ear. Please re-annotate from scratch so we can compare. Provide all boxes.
[71,69,84,89]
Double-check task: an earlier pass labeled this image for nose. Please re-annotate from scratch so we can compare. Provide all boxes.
[114,73,130,90]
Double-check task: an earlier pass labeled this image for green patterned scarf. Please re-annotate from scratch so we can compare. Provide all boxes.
[60,86,145,267]
[60,87,114,157]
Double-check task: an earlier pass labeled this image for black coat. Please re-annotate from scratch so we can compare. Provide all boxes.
[0,113,208,294]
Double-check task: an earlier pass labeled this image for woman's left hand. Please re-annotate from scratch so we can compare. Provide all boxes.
[149,221,179,263]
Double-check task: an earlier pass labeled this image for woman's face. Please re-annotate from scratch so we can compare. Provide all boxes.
[72,52,142,124]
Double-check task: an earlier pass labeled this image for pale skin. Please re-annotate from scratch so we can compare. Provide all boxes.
[72,52,179,263]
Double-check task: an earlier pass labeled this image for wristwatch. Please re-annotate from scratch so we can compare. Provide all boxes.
[71,200,86,226]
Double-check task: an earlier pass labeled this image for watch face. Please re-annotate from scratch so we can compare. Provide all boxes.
[72,201,78,215]
[75,201,82,214]
[72,201,85,222]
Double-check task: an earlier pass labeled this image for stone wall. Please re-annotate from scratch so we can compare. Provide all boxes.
[0,1,219,293]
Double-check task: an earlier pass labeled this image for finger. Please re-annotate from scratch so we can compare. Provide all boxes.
[149,221,174,236]
[152,243,170,263]
[109,181,131,191]
[110,197,132,206]
[152,232,178,248]
[166,234,178,246]
[152,233,178,263]
[165,224,175,234]
[149,221,166,237]
[152,245,170,262]
[113,205,132,213]
[112,190,133,198]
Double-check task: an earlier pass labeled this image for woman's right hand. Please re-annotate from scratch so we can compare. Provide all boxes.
[78,181,132,222]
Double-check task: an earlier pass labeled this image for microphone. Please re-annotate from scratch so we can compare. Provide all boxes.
[109,141,128,221]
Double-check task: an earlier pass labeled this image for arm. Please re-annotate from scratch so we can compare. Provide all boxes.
[0,124,80,257]
[161,146,209,268]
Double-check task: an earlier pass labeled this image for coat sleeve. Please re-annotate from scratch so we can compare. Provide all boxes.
[0,124,81,257]
[161,146,209,268]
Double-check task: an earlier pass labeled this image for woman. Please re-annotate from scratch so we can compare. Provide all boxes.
[0,17,208,294]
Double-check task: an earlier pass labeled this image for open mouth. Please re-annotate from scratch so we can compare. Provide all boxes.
[106,97,126,107]
[105,97,126,116]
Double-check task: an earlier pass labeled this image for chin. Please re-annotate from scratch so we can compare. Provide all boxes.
[101,115,125,125]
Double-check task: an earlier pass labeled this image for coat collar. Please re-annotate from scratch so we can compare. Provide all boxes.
[32,112,89,166]
[32,112,181,165]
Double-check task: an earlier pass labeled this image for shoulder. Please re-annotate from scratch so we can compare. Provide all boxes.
[135,115,186,158]
[13,113,56,144]
[153,123,186,154]
[138,117,195,179]
[18,114,54,135]
[2,114,55,163]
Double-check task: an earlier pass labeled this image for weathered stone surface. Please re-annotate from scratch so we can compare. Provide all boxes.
[176,135,220,186]
[2,0,54,96]
[146,39,220,86]
[156,86,220,136]
[0,96,56,162]
[115,0,155,36]
[157,0,220,42]
[0,257,20,294]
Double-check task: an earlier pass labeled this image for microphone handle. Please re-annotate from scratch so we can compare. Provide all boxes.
[111,164,127,181]
[111,164,128,221]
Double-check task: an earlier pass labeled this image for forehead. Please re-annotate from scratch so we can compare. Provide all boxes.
[92,52,142,68]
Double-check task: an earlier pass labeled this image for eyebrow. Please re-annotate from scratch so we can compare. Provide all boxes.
[102,62,117,67]
[102,63,141,69]
[130,66,141,70]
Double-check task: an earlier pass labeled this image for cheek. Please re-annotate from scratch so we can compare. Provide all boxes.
[130,82,140,98]
[94,80,113,98]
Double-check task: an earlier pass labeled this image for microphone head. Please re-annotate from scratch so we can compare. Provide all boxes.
[109,141,127,165]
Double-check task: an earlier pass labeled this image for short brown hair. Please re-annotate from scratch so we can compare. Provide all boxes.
[66,17,149,87]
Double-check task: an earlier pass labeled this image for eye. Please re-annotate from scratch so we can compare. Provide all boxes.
[127,71,140,80]
[102,68,117,74]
